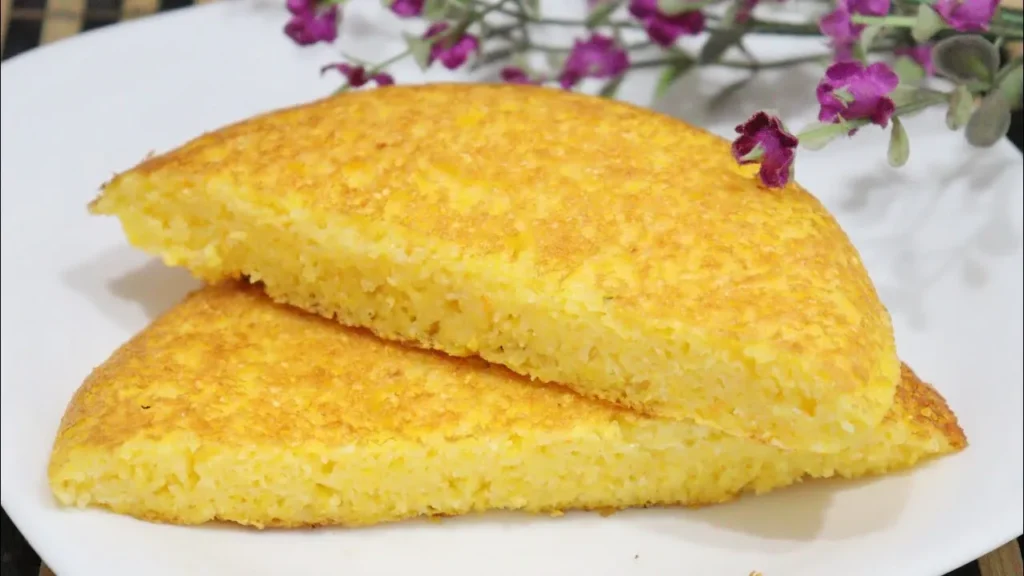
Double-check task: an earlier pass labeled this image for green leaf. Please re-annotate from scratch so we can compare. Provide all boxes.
[796,122,850,151]
[887,117,910,167]
[658,0,695,15]
[737,143,765,163]
[965,92,1012,147]
[653,57,694,100]
[890,85,922,107]
[932,35,1000,86]
[545,51,567,72]
[996,64,1024,110]
[893,56,925,88]
[946,84,974,130]
[834,87,855,105]
[586,0,622,27]
[403,32,434,70]
[422,0,449,20]
[911,4,945,43]
[599,74,627,99]
[859,25,884,55]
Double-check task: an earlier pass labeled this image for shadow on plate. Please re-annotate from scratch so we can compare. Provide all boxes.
[62,245,201,332]
[651,63,824,131]
[629,470,915,553]
[840,155,1020,332]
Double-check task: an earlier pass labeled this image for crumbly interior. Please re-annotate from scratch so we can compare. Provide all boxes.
[48,285,964,529]
[89,84,904,453]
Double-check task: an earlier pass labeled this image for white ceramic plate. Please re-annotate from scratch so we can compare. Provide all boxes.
[2,2,1022,575]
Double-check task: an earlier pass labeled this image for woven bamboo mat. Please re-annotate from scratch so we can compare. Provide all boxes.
[0,0,1022,574]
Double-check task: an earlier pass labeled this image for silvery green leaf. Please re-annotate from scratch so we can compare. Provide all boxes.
[996,64,1023,110]
[796,122,849,151]
[737,143,765,163]
[699,28,745,65]
[893,55,925,88]
[859,25,884,54]
[946,84,974,130]
[932,35,1000,86]
[403,32,434,71]
[890,85,922,107]
[834,87,855,104]
[911,4,945,43]
[658,0,695,15]
[423,0,449,20]
[887,117,910,167]
[653,57,694,100]
[965,93,1012,147]
[546,51,567,71]
[586,0,622,27]
[599,74,627,98]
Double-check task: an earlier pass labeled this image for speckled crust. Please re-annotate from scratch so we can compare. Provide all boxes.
[48,284,963,529]
[90,83,901,451]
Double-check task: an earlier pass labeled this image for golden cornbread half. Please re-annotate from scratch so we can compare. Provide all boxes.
[90,83,900,452]
[49,283,964,529]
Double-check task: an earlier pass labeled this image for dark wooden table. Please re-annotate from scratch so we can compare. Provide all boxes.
[1,1,1022,574]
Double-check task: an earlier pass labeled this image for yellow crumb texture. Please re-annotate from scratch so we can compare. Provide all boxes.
[48,284,965,529]
[91,83,900,452]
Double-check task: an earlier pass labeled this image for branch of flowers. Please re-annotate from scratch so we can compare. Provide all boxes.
[795,91,948,144]
[851,13,1024,39]
[466,0,643,28]
[632,52,831,70]
[896,0,1024,24]
[331,48,411,93]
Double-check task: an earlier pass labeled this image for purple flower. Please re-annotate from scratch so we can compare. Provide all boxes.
[389,0,423,18]
[819,0,891,61]
[500,67,544,85]
[628,0,705,47]
[284,0,339,46]
[816,61,900,130]
[321,63,395,88]
[895,44,935,76]
[558,34,630,89]
[819,7,859,61]
[934,0,999,31]
[731,112,799,188]
[424,22,480,70]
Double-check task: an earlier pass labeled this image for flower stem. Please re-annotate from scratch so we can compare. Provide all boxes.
[993,54,1024,86]
[850,14,917,27]
[632,52,829,69]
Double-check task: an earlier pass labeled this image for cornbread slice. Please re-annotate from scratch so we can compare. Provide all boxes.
[49,283,964,529]
[90,83,900,452]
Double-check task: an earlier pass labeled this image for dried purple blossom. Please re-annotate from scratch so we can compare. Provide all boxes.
[284,0,339,46]
[731,111,799,188]
[500,67,544,85]
[321,63,395,87]
[388,0,423,18]
[934,0,999,31]
[558,34,630,89]
[817,61,900,130]
[628,0,705,47]
[819,0,891,61]
[424,22,480,70]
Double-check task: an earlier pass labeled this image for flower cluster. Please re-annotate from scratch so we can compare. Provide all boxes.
[284,0,1023,188]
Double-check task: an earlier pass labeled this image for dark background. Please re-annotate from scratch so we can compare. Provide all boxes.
[1,2,1022,574]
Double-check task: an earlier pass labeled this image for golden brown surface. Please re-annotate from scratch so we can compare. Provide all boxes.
[91,84,902,452]
[49,283,963,529]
